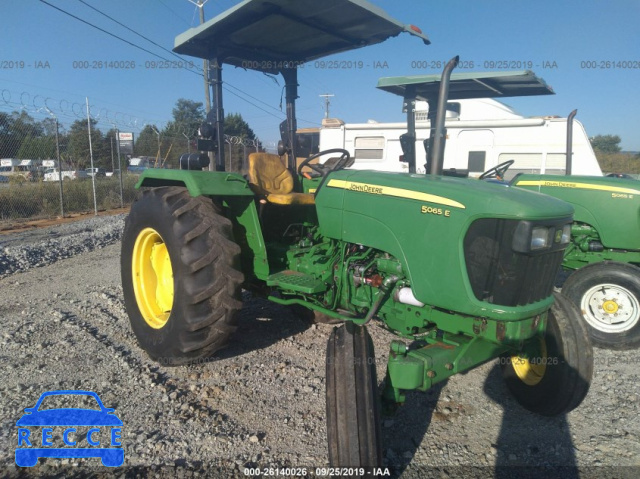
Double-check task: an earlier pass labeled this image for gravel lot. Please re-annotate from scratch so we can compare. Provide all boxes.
[1,215,640,478]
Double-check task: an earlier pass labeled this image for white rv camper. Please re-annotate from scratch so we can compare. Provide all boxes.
[320,98,601,179]
[319,70,602,179]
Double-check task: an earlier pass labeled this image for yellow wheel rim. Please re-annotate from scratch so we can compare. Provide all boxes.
[132,227,174,329]
[511,337,547,386]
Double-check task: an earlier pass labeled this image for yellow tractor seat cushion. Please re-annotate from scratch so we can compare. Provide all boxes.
[248,152,294,196]
[266,192,315,205]
[248,152,315,205]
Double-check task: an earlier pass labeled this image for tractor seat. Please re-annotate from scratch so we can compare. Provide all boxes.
[248,153,315,205]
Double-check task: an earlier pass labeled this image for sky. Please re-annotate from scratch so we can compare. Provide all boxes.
[1,0,639,151]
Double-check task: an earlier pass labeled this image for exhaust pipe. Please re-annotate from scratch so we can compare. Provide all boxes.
[429,55,459,176]
[566,109,577,176]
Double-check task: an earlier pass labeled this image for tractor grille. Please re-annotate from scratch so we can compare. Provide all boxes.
[464,218,566,307]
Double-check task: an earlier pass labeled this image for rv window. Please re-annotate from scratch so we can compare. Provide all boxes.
[468,151,486,172]
[354,137,384,160]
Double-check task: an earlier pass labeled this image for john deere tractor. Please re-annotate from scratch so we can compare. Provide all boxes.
[121,0,592,468]
[376,67,640,350]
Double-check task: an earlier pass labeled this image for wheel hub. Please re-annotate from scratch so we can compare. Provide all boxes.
[132,227,174,329]
[602,300,619,314]
[581,283,640,333]
[511,337,547,386]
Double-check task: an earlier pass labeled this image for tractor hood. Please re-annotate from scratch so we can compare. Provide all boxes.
[318,170,573,223]
[173,0,429,72]
[514,174,640,250]
[315,170,574,320]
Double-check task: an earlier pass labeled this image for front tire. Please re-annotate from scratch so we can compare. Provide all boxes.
[121,187,243,366]
[502,293,593,416]
[326,322,382,469]
[562,261,640,349]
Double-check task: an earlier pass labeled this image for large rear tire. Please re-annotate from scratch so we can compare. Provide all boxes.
[502,293,593,416]
[121,187,243,366]
[562,261,640,349]
[326,322,383,469]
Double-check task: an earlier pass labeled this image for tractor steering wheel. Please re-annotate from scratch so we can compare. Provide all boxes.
[479,160,515,181]
[297,149,352,178]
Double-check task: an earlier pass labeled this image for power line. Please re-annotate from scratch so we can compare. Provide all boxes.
[223,87,284,120]
[37,0,316,134]
[76,0,193,65]
[224,82,284,114]
[157,0,193,26]
[38,0,200,77]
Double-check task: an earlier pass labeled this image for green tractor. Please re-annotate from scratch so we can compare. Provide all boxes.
[120,0,593,468]
[377,67,640,350]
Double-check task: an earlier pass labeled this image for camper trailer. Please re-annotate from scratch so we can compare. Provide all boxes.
[320,97,602,179]
[0,158,44,181]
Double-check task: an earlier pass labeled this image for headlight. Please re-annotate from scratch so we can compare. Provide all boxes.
[559,224,571,244]
[531,226,550,250]
[512,221,571,253]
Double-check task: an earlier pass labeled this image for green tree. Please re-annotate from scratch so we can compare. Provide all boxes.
[0,111,44,158]
[224,112,256,140]
[135,125,160,159]
[164,98,205,138]
[590,135,622,154]
[16,136,56,159]
[67,118,109,169]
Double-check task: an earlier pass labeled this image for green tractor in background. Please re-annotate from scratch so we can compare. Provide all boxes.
[120,0,593,469]
[377,67,640,350]
[515,175,640,350]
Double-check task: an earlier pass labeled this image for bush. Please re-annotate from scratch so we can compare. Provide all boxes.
[0,175,140,222]
[595,151,640,174]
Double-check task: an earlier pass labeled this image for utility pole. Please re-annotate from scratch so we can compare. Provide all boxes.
[187,0,213,170]
[319,93,334,119]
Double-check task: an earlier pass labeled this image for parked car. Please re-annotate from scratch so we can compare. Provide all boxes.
[86,168,107,178]
[43,168,89,181]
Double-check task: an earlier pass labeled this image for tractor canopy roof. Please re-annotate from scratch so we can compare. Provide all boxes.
[173,0,430,73]
[376,70,555,101]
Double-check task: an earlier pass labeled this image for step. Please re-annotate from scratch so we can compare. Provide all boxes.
[266,270,327,294]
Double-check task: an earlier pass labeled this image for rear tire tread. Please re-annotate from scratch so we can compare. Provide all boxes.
[121,186,243,366]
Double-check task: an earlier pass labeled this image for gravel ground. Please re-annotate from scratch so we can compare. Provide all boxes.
[1,215,639,478]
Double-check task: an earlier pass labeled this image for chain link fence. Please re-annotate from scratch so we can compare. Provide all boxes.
[0,136,260,227]
[0,90,267,227]
[0,123,141,226]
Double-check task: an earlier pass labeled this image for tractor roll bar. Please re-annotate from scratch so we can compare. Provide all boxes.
[212,60,225,171]
[566,109,577,176]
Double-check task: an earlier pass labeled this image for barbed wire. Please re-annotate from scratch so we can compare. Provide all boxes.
[0,88,274,146]
[0,88,169,133]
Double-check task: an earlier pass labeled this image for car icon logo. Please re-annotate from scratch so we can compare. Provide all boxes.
[15,390,124,467]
